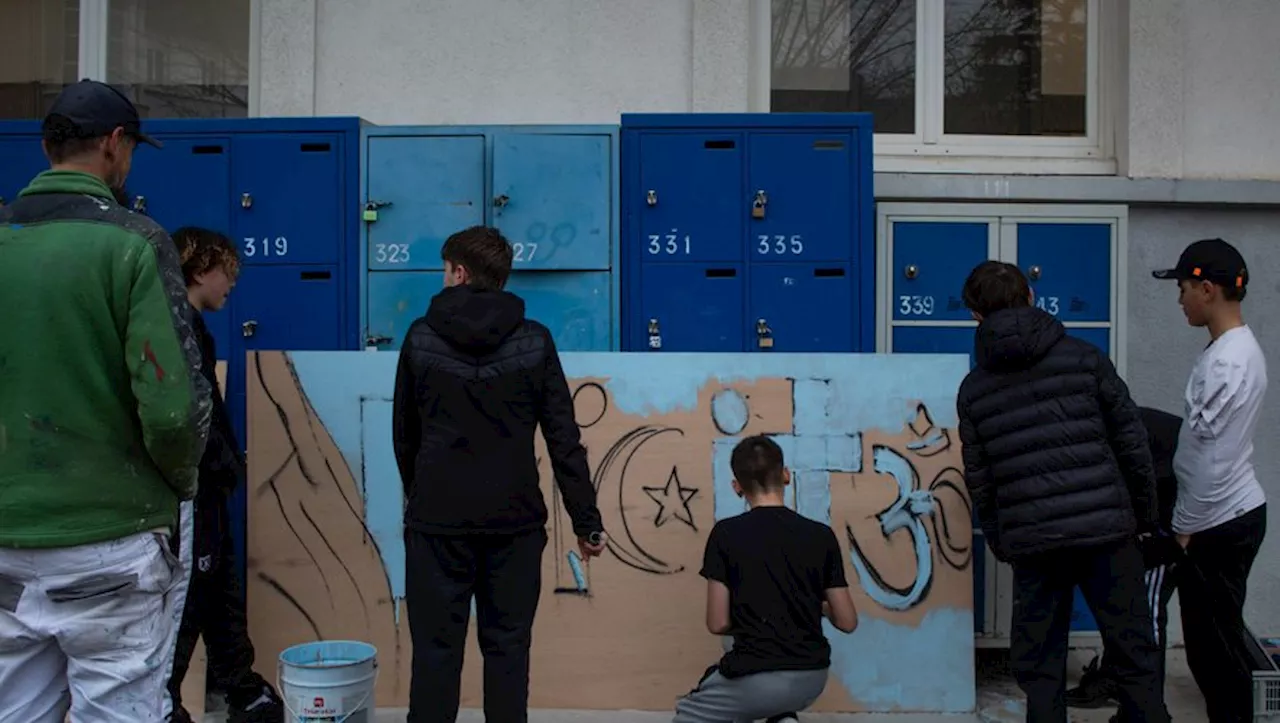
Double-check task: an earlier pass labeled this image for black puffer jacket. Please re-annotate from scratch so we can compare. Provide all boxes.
[956,307,1157,561]
[391,284,602,538]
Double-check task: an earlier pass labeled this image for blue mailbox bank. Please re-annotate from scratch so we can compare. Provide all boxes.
[0,116,368,587]
[619,113,876,354]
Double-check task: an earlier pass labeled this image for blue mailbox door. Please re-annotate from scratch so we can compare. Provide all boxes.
[747,133,853,263]
[636,265,744,352]
[235,266,342,352]
[891,221,991,322]
[366,135,485,272]
[128,138,232,236]
[0,138,49,206]
[367,270,613,353]
[638,133,744,264]
[232,134,342,266]
[1015,223,1112,323]
[492,134,611,270]
[749,264,854,352]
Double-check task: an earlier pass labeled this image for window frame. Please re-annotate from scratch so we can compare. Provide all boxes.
[75,0,261,116]
[752,0,1116,174]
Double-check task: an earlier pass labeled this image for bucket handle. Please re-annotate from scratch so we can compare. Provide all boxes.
[278,660,379,723]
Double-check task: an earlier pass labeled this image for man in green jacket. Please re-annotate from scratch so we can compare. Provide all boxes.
[0,80,212,722]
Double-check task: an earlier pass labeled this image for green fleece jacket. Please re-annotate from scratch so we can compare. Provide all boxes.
[0,170,213,548]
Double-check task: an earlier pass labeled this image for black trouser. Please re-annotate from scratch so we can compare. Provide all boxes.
[167,495,264,712]
[1180,504,1268,723]
[1102,560,1179,722]
[405,527,547,723]
[1010,539,1169,723]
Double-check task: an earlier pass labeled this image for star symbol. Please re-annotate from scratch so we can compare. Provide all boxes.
[643,466,699,531]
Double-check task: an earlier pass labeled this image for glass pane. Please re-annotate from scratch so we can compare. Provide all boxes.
[0,0,79,119]
[106,0,250,118]
[771,0,916,134]
[943,0,1088,136]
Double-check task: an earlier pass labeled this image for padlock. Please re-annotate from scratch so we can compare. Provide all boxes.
[647,318,662,350]
[756,318,774,349]
[751,189,768,219]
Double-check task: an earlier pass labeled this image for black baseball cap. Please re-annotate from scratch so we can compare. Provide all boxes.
[44,79,162,149]
[1151,237,1248,290]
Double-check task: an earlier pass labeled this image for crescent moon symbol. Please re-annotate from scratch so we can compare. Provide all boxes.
[593,425,687,575]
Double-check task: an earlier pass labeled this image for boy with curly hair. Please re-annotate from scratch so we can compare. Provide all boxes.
[167,227,283,723]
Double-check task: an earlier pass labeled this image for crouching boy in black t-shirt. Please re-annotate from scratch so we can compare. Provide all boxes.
[673,435,858,723]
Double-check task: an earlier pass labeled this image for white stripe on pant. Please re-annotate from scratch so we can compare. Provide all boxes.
[161,500,196,721]
[0,521,190,723]
[1144,564,1166,644]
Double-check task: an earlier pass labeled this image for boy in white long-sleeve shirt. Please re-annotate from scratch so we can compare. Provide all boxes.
[1152,237,1268,723]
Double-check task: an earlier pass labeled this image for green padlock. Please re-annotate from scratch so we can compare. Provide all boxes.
[362,208,378,222]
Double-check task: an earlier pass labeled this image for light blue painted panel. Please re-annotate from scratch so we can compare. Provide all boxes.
[366,135,486,271]
[360,399,405,603]
[492,134,611,271]
[289,350,974,713]
[366,271,612,352]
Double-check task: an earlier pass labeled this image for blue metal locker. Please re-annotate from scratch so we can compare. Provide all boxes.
[0,116,369,592]
[361,125,621,352]
[1015,223,1112,323]
[892,221,989,322]
[366,270,614,353]
[621,113,875,353]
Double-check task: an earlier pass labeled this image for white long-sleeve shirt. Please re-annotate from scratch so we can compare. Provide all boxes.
[1172,325,1268,535]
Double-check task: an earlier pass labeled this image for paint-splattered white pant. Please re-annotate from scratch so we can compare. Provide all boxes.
[0,523,188,723]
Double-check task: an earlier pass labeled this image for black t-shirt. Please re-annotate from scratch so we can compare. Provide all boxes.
[700,505,848,678]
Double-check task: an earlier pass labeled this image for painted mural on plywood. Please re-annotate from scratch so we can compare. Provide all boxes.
[245,351,975,713]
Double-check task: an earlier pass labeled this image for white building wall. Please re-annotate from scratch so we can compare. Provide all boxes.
[1125,0,1280,180]
[258,0,753,124]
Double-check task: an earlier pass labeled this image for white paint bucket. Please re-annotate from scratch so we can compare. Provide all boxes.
[278,640,378,723]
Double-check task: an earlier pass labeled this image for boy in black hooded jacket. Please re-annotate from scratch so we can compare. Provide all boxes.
[955,261,1169,723]
[166,227,283,723]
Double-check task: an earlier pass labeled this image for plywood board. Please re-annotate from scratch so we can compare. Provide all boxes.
[245,351,974,713]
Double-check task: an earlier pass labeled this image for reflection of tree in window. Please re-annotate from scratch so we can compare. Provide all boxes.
[943,0,1087,136]
[771,0,917,134]
[0,0,79,120]
[106,0,250,119]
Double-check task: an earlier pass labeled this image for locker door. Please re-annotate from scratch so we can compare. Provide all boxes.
[0,137,48,207]
[128,139,232,234]
[1013,222,1112,323]
[366,135,485,271]
[747,132,854,263]
[232,134,342,266]
[891,221,991,322]
[636,265,743,352]
[891,326,977,367]
[492,134,611,270]
[749,264,854,352]
[637,133,744,263]
[366,271,613,353]
[234,266,343,351]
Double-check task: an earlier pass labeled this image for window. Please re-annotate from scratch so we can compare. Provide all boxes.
[769,0,1103,164]
[105,0,250,118]
[0,0,79,119]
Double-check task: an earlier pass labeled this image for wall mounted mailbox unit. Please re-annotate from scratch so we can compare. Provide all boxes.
[619,113,875,354]
[0,116,369,587]
[877,202,1130,643]
[359,125,621,352]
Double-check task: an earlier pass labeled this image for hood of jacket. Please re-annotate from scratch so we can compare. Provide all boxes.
[973,306,1066,373]
[425,284,527,356]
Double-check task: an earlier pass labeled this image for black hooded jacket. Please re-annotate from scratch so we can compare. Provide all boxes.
[956,307,1158,561]
[190,309,245,559]
[392,284,602,537]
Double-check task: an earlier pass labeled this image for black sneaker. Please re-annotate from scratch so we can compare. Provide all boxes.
[1064,655,1118,709]
[167,708,195,723]
[765,714,799,723]
[228,683,285,723]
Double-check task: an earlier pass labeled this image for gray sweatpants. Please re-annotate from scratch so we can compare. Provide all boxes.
[672,665,828,722]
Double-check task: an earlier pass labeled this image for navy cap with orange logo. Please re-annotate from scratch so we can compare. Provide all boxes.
[1151,237,1248,290]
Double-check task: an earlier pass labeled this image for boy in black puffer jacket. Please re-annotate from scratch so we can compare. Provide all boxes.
[955,261,1169,723]
[166,227,284,723]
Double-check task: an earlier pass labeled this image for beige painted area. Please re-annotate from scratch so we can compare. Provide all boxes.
[245,352,970,712]
[180,639,207,719]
